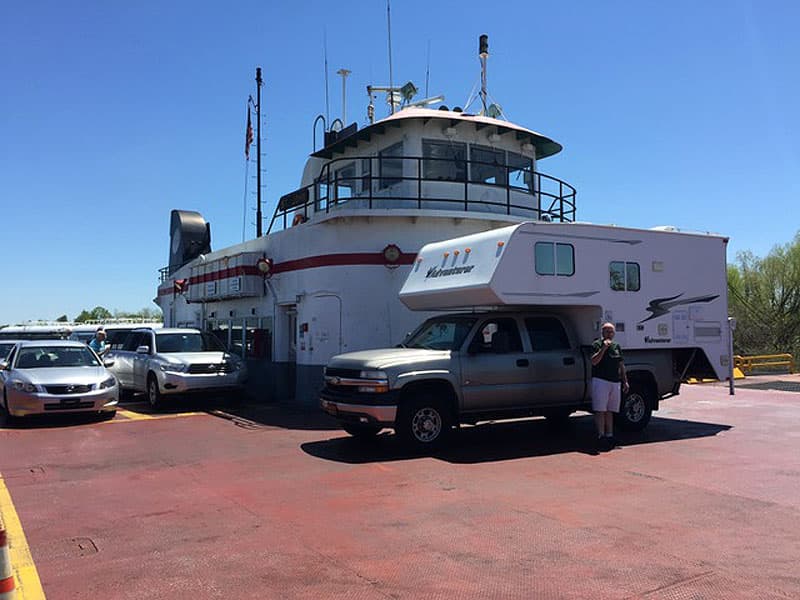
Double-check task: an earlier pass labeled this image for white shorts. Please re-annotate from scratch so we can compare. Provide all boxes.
[592,377,621,412]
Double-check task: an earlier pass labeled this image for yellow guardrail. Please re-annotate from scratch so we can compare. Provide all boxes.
[734,354,795,374]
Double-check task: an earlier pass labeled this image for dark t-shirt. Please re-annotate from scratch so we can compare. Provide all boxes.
[592,339,623,382]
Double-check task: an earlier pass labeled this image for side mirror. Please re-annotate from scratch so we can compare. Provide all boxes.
[0,360,8,371]
[136,345,150,355]
[103,359,115,368]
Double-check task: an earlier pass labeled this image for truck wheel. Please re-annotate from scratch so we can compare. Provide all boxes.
[147,374,164,411]
[616,383,652,431]
[398,394,452,451]
[342,423,382,439]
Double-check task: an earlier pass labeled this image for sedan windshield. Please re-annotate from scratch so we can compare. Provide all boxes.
[16,346,101,369]
[155,333,225,353]
[403,317,477,351]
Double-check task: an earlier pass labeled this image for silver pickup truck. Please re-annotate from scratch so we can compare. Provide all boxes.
[320,311,677,449]
[106,328,247,409]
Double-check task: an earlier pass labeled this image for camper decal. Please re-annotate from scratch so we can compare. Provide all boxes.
[640,293,719,323]
[426,265,475,278]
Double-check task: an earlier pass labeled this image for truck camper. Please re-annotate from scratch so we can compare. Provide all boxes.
[321,221,730,449]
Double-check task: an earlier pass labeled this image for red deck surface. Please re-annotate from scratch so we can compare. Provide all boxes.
[1,379,799,599]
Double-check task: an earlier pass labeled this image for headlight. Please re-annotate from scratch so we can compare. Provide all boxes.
[357,370,389,393]
[99,377,116,389]
[12,381,38,393]
[160,363,188,373]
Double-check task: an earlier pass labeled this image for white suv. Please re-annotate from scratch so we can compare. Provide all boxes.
[107,328,247,409]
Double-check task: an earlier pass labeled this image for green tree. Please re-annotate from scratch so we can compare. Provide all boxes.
[728,232,800,359]
[55,314,69,322]
[74,306,113,323]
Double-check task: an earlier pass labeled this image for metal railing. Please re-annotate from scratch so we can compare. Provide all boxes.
[734,354,795,374]
[268,154,576,233]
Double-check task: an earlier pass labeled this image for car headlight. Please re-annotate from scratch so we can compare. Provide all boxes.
[12,381,38,393]
[160,363,188,373]
[99,377,116,389]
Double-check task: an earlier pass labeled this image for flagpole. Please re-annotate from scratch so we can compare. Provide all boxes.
[255,67,263,238]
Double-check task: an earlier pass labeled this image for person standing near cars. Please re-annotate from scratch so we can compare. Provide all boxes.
[591,322,629,451]
[89,328,110,358]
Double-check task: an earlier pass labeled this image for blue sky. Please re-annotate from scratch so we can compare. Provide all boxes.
[1,1,798,324]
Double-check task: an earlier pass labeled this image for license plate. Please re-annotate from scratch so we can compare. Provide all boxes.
[60,398,82,406]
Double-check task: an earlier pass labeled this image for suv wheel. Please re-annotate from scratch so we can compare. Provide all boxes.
[398,394,452,451]
[616,382,653,431]
[342,423,382,439]
[147,374,164,411]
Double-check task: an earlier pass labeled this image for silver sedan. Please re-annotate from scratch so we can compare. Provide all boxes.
[0,341,119,418]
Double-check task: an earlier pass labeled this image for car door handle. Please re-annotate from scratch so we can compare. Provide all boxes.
[516,359,529,367]
[563,357,575,365]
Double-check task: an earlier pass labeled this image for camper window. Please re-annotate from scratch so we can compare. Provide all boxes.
[423,140,467,182]
[525,317,570,351]
[610,261,641,291]
[379,142,404,189]
[535,242,575,276]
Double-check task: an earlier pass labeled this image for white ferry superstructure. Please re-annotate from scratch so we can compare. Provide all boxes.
[155,46,578,403]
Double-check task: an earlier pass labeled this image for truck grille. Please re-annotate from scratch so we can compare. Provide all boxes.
[324,368,362,379]
[45,384,93,395]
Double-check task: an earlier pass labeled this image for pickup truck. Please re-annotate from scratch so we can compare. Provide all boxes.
[106,327,247,409]
[320,311,677,449]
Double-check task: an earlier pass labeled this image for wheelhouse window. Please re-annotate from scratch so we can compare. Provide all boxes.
[422,139,467,182]
[379,142,404,189]
[360,158,371,193]
[535,242,574,276]
[470,145,507,186]
[507,152,534,192]
[334,163,356,202]
[610,261,640,291]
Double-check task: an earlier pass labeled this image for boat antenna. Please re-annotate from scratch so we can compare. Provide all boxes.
[323,29,330,128]
[336,68,351,124]
[255,67,264,238]
[479,34,489,114]
[387,0,395,114]
[425,40,431,98]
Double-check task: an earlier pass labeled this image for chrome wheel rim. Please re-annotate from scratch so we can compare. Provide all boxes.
[624,393,646,422]
[411,407,442,443]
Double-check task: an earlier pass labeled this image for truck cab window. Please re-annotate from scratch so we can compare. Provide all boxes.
[525,317,570,351]
[469,319,522,354]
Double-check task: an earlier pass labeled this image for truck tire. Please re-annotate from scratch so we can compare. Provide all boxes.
[342,423,382,439]
[147,374,164,411]
[397,393,452,451]
[616,382,653,431]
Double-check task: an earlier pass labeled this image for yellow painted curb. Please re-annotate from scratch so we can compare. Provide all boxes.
[0,475,46,599]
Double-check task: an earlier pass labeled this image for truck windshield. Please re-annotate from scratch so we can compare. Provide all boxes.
[403,317,477,351]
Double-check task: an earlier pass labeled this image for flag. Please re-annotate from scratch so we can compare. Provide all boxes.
[245,105,254,159]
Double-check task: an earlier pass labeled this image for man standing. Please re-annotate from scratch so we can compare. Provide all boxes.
[591,322,629,451]
[89,328,110,358]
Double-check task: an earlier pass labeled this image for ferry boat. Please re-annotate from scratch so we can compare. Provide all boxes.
[156,36,579,404]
